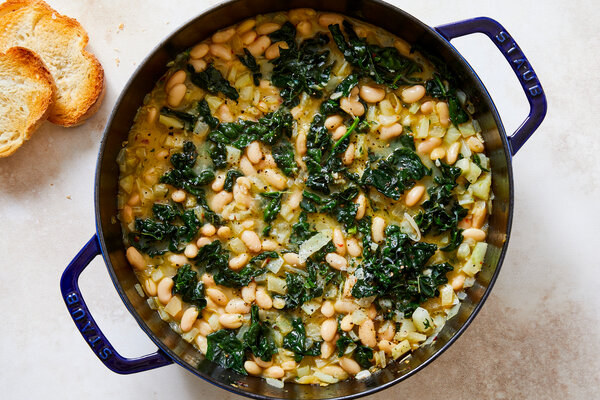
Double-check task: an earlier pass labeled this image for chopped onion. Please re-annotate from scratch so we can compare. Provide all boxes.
[314,371,338,384]
[402,212,421,242]
[193,120,209,136]
[356,370,371,380]
[299,231,332,263]
[266,378,284,388]
[266,258,284,274]
[226,145,241,165]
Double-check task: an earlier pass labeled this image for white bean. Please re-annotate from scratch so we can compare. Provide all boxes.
[184,243,199,259]
[157,277,174,305]
[211,174,225,192]
[333,229,347,256]
[256,22,281,35]
[339,357,361,375]
[355,194,367,220]
[237,19,256,34]
[240,30,258,45]
[241,281,257,303]
[436,102,450,127]
[201,223,216,237]
[446,142,461,165]
[229,253,250,270]
[346,238,362,257]
[211,191,233,213]
[219,313,243,329]
[190,43,209,59]
[226,298,251,314]
[340,314,354,331]
[247,35,271,57]
[180,307,199,332]
[263,366,285,379]
[126,247,146,270]
[244,360,262,376]
[318,13,343,27]
[462,228,486,241]
[265,41,288,60]
[296,132,307,155]
[212,28,235,44]
[379,123,403,140]
[283,252,304,266]
[167,83,186,107]
[241,230,262,253]
[246,141,263,164]
[371,216,386,243]
[209,43,233,60]
[217,226,232,239]
[358,319,377,348]
[417,137,442,154]
[325,115,344,130]
[143,279,157,296]
[255,287,272,309]
[359,85,386,103]
[165,70,186,93]
[430,146,446,160]
[206,288,229,306]
[321,300,335,317]
[343,143,355,165]
[263,169,287,190]
[326,253,348,270]
[321,341,335,359]
[405,185,425,207]
[401,85,426,103]
[321,318,337,342]
[334,299,358,314]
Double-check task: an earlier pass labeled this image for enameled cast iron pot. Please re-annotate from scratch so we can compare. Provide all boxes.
[60,1,547,398]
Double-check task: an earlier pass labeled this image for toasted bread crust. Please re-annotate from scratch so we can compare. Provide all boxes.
[0,0,104,127]
[0,46,54,157]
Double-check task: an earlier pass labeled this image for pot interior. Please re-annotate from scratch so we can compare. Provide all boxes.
[95,1,512,398]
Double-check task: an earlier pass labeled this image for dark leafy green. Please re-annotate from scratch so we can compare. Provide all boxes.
[160,141,215,196]
[354,345,373,369]
[270,27,332,107]
[172,264,207,310]
[329,21,422,88]
[129,204,201,256]
[351,224,451,316]
[223,170,243,192]
[272,140,298,176]
[424,73,469,126]
[282,318,321,362]
[243,305,277,362]
[290,211,317,245]
[283,272,323,309]
[414,161,467,251]
[197,99,219,129]
[190,64,239,101]
[238,48,262,86]
[261,192,283,224]
[206,329,246,375]
[361,147,431,200]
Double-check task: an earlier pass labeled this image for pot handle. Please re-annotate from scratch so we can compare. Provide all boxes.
[435,17,547,155]
[60,235,173,374]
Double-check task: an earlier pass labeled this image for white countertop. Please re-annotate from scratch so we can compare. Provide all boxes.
[1,0,598,398]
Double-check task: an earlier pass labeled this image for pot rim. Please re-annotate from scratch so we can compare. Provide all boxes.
[94,1,514,398]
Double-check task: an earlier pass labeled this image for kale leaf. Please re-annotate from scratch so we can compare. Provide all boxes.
[190,64,239,101]
[290,211,317,245]
[351,224,447,316]
[223,170,243,192]
[424,73,469,126]
[129,203,201,256]
[160,141,215,197]
[414,161,467,251]
[243,305,277,362]
[361,147,431,200]
[172,264,207,310]
[238,48,262,86]
[283,318,322,362]
[270,28,332,107]
[261,192,283,224]
[329,21,422,88]
[206,329,246,375]
[283,272,323,309]
[197,99,219,129]
[272,140,298,176]
[354,345,373,369]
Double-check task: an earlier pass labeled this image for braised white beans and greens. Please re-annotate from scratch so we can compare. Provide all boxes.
[118,9,492,386]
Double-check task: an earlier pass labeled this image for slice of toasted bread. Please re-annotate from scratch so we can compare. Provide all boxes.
[0,0,104,127]
[0,46,54,158]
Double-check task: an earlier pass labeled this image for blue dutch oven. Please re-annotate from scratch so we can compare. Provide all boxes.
[60,0,547,398]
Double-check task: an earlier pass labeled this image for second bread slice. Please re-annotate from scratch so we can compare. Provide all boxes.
[0,0,105,126]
